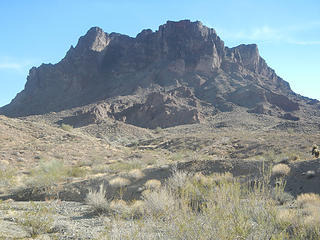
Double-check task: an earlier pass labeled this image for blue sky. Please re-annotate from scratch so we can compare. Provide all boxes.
[1,0,319,107]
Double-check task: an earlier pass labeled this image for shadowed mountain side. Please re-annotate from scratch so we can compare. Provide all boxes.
[1,20,319,128]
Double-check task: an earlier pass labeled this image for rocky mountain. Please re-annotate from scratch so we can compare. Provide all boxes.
[1,20,319,128]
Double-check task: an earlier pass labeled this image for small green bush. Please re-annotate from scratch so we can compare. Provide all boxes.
[27,159,87,191]
[0,167,16,187]
[18,202,55,237]
[67,165,87,177]
[30,159,66,186]
[154,127,162,134]
[61,123,73,131]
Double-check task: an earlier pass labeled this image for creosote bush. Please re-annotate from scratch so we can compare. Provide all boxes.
[154,127,162,134]
[0,166,16,188]
[27,159,66,191]
[17,202,55,238]
[26,159,87,190]
[61,123,73,131]
[109,160,143,172]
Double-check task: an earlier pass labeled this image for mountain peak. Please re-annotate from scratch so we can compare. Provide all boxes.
[75,26,109,52]
[226,44,260,72]
[1,20,315,126]
[157,20,217,39]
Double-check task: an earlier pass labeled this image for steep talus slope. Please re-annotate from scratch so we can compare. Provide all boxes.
[1,20,319,128]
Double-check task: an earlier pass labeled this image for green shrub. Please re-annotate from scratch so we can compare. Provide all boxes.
[67,165,87,177]
[109,160,143,172]
[17,202,55,237]
[61,123,73,131]
[0,167,16,188]
[27,160,87,192]
[154,127,162,134]
[29,159,66,187]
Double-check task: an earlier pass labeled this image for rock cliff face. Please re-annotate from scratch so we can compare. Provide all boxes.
[0,20,315,128]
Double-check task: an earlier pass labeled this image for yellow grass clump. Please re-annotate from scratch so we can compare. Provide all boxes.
[276,208,297,225]
[210,172,234,184]
[85,184,109,213]
[127,169,145,180]
[109,177,131,188]
[296,193,320,230]
[130,200,145,216]
[144,179,162,190]
[296,193,320,208]
[303,213,320,227]
[110,199,130,215]
[192,172,212,186]
[272,164,290,177]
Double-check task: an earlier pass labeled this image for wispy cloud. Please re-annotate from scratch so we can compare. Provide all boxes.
[230,26,282,41]
[0,62,24,70]
[217,22,320,45]
[287,21,320,32]
[288,40,320,45]
[217,26,285,43]
[0,58,37,72]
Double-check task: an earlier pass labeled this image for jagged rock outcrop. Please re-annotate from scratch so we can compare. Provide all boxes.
[1,20,314,128]
[59,87,205,129]
[117,90,202,129]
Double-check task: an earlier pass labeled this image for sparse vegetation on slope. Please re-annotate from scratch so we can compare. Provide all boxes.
[17,202,55,238]
[98,171,320,240]
[1,108,320,239]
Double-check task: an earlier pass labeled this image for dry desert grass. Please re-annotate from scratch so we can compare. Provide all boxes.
[144,179,161,190]
[109,177,131,188]
[95,170,320,240]
[1,112,320,239]
[272,163,291,177]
